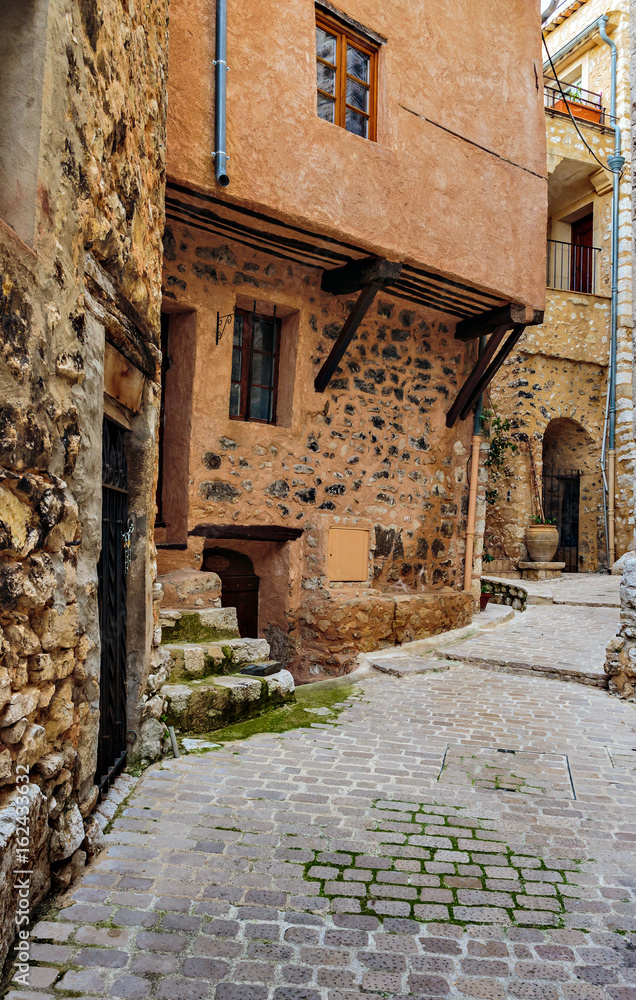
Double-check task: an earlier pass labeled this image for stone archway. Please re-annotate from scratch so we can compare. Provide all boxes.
[541,418,602,572]
[201,548,259,637]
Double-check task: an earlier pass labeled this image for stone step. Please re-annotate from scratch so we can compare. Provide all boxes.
[162,670,295,733]
[445,652,609,688]
[163,637,271,681]
[369,655,453,678]
[160,607,240,644]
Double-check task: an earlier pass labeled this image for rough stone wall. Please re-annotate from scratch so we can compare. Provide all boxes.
[484,345,607,572]
[0,0,167,969]
[541,0,635,566]
[158,226,478,676]
[603,0,636,697]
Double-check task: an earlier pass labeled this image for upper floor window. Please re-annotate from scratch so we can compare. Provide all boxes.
[315,10,378,141]
[230,308,280,424]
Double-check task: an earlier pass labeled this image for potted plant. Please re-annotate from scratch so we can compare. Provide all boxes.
[553,85,603,125]
[480,586,491,612]
[526,443,558,561]
[526,514,559,562]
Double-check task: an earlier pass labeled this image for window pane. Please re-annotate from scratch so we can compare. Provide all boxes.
[347,45,369,83]
[316,26,336,63]
[346,108,368,138]
[229,381,241,416]
[251,352,273,387]
[233,313,243,347]
[317,61,336,95]
[346,77,368,113]
[249,385,272,422]
[231,347,242,383]
[317,92,335,122]
[252,317,275,353]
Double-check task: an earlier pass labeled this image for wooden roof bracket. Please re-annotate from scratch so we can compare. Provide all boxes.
[446,305,543,427]
[314,257,403,393]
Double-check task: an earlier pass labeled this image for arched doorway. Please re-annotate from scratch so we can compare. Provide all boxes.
[201,548,259,637]
[542,418,601,572]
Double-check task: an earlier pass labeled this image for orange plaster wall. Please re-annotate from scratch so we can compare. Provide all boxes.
[166,0,547,311]
[158,224,477,623]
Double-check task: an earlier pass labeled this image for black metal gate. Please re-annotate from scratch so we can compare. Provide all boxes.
[542,466,580,572]
[97,419,130,791]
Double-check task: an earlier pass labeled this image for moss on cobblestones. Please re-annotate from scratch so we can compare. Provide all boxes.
[301,798,586,932]
[178,677,358,746]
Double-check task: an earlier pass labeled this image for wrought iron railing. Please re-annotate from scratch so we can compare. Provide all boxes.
[544,78,606,127]
[547,239,601,294]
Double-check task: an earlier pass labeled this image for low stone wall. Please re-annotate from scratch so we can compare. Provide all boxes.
[290,589,473,680]
[605,559,636,699]
[481,578,527,611]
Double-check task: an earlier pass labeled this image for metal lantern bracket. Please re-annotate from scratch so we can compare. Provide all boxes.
[216,310,235,345]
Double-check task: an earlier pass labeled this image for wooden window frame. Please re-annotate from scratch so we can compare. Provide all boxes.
[230,307,281,425]
[316,10,378,142]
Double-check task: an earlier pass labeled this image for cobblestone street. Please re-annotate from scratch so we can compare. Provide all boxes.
[8,586,636,1000]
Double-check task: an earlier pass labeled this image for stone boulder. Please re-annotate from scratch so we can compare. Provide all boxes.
[611,551,636,576]
[160,606,240,643]
[50,803,85,862]
[158,569,222,609]
[163,669,295,734]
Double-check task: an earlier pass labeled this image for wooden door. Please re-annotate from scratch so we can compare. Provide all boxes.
[571,214,594,293]
[202,548,260,637]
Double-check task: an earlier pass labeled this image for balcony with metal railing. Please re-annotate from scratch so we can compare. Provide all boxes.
[547,239,601,294]
[544,77,607,127]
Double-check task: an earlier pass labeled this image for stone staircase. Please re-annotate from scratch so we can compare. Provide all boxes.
[157,581,295,734]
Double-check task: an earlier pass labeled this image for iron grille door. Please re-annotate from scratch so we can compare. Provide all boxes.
[542,467,580,572]
[97,419,129,790]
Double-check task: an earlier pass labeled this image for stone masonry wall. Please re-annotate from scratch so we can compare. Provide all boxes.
[158,225,478,677]
[0,0,167,969]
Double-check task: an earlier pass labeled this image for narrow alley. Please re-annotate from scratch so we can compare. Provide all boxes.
[9,578,636,1000]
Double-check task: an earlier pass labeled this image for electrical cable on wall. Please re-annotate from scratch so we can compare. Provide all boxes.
[542,34,622,176]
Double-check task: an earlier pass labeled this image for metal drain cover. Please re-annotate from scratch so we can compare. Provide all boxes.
[606,747,636,769]
[438,744,575,799]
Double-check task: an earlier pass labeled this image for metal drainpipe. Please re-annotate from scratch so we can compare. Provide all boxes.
[463,336,487,594]
[213,0,230,186]
[599,15,625,567]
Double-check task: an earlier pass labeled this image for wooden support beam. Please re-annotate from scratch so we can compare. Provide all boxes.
[189,524,303,542]
[321,256,402,295]
[446,325,511,428]
[314,282,381,393]
[454,302,538,342]
[458,324,526,423]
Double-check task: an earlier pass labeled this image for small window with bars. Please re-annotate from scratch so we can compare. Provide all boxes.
[315,10,378,141]
[229,307,280,424]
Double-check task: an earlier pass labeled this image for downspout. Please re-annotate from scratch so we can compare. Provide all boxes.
[599,15,625,567]
[213,0,230,186]
[464,336,487,594]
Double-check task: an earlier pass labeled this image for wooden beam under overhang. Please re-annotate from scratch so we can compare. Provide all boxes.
[446,307,544,427]
[189,524,303,542]
[321,256,402,295]
[454,302,541,342]
[315,257,403,393]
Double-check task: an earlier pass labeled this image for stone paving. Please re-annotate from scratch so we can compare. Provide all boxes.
[485,575,622,608]
[446,604,620,686]
[6,661,636,1000]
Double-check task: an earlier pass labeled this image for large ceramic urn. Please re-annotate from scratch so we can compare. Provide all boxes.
[525,524,559,562]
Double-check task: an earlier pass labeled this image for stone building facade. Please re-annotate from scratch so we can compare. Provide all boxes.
[0,0,167,967]
[604,0,636,699]
[485,0,634,576]
[157,0,548,678]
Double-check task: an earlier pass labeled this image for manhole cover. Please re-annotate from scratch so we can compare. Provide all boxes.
[438,745,575,799]
[606,747,636,769]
